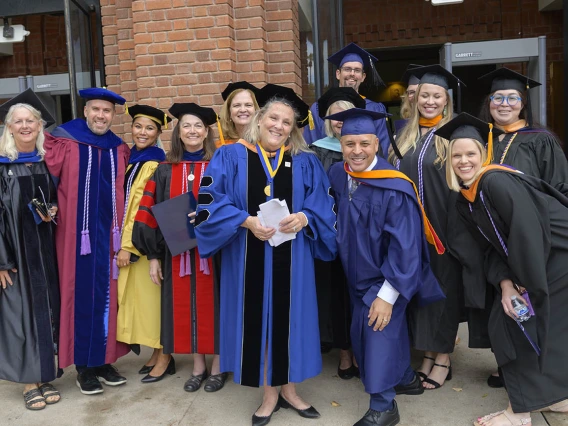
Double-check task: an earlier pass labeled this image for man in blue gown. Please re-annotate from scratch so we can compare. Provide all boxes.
[327,108,444,426]
[303,43,390,157]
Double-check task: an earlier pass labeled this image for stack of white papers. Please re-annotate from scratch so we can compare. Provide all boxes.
[257,198,296,247]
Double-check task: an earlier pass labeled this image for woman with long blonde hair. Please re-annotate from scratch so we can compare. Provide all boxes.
[389,65,464,390]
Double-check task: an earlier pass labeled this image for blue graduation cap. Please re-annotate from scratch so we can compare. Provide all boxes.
[79,87,126,105]
[324,107,389,137]
[327,42,384,88]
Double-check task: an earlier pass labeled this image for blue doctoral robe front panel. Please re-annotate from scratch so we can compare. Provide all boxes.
[328,156,442,394]
[195,143,337,386]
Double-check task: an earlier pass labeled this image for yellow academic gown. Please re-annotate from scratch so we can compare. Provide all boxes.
[117,161,162,348]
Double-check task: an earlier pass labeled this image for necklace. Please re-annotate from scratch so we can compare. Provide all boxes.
[499,133,518,164]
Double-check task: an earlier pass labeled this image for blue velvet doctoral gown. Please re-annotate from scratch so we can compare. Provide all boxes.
[329,157,442,394]
[195,143,337,387]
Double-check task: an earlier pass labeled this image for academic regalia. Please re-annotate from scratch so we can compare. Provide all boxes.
[493,128,568,196]
[328,156,442,395]
[44,119,131,369]
[132,154,219,355]
[455,168,568,412]
[310,136,350,349]
[396,129,465,353]
[116,146,166,348]
[0,152,60,383]
[214,139,238,148]
[194,142,337,387]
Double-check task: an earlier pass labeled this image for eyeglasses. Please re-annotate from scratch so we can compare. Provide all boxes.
[340,67,363,75]
[12,119,39,127]
[490,95,522,106]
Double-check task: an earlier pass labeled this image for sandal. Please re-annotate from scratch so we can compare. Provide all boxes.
[474,410,531,426]
[203,372,228,392]
[23,388,46,411]
[423,362,452,389]
[38,383,61,404]
[417,355,435,380]
[183,370,209,392]
[477,410,505,423]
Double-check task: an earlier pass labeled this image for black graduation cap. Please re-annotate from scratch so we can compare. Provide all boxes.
[327,42,384,88]
[221,81,261,102]
[435,112,504,166]
[478,68,541,94]
[168,103,217,126]
[258,83,311,128]
[316,87,366,119]
[411,65,465,93]
[0,88,56,127]
[79,87,126,105]
[402,64,423,86]
[128,104,172,130]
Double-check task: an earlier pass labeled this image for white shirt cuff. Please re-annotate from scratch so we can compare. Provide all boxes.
[377,280,400,305]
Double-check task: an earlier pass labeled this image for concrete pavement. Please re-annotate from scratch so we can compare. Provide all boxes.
[1,324,564,425]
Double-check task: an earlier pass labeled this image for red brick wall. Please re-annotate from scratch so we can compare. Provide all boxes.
[101,0,302,146]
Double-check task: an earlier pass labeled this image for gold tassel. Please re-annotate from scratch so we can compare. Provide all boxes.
[216,115,225,145]
[124,103,129,115]
[308,110,314,131]
[164,113,168,130]
[483,123,493,166]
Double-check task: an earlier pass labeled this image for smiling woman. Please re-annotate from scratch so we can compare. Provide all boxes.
[217,81,261,147]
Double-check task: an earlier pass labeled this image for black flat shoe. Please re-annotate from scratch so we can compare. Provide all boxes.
[338,363,360,380]
[251,399,280,426]
[487,373,504,388]
[183,370,209,392]
[138,364,155,375]
[141,357,175,383]
[278,394,320,419]
[204,372,228,392]
[353,400,400,426]
[394,372,424,395]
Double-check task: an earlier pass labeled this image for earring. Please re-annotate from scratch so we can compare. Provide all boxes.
[443,106,448,117]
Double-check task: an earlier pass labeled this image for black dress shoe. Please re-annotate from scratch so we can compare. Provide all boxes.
[394,372,424,395]
[338,363,360,380]
[141,357,176,383]
[278,394,320,419]
[251,399,280,426]
[353,400,400,426]
[138,364,155,375]
[204,372,228,392]
[183,370,209,392]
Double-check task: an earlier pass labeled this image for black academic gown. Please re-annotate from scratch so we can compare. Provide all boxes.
[397,128,464,353]
[311,145,351,349]
[456,170,568,412]
[0,161,60,383]
[494,129,568,196]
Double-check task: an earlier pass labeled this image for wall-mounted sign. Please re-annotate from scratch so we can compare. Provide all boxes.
[36,83,58,89]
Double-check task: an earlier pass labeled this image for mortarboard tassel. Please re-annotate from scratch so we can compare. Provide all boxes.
[185,251,191,275]
[199,255,210,275]
[80,230,91,255]
[385,117,403,160]
[124,103,129,115]
[216,115,225,145]
[525,82,533,128]
[308,110,315,131]
[164,113,168,130]
[483,123,494,167]
[457,82,462,114]
[179,252,186,277]
[368,55,385,88]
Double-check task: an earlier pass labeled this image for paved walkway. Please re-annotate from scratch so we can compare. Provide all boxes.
[1,325,565,425]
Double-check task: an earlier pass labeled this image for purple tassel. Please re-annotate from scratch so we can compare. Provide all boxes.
[80,230,91,255]
[179,253,186,277]
[186,251,192,275]
[113,226,121,252]
[112,255,119,280]
[199,256,210,275]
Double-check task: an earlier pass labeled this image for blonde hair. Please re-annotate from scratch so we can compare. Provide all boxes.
[0,103,46,161]
[243,98,312,156]
[445,138,488,192]
[219,89,260,140]
[324,100,356,138]
[388,84,453,166]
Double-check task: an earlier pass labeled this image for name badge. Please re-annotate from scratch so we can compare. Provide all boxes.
[285,162,291,168]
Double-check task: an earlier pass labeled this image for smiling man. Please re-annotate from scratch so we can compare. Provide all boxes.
[43,88,131,396]
[327,108,444,426]
[303,43,390,157]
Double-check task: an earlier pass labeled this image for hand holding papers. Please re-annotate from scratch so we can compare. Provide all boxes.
[257,199,297,247]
